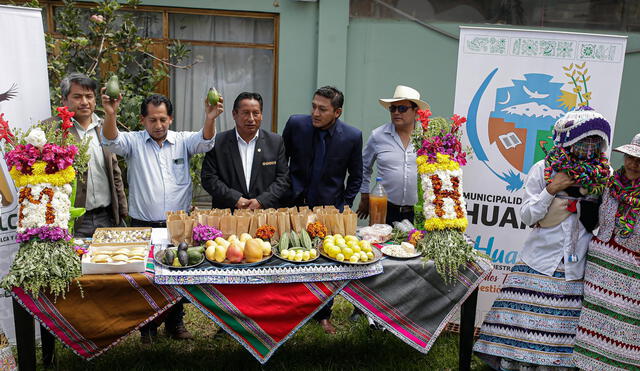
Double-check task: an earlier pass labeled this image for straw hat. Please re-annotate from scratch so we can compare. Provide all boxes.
[613,133,640,158]
[379,85,430,111]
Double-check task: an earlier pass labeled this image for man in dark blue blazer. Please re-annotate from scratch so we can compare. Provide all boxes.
[282,86,363,334]
[283,86,363,211]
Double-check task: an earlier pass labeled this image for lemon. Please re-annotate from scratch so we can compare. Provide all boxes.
[302,251,310,261]
[310,249,317,258]
[359,251,368,262]
[336,253,345,261]
[342,247,354,259]
[349,255,360,263]
[366,251,374,260]
[281,249,290,259]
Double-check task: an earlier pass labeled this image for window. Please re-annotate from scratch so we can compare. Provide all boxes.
[12,1,279,132]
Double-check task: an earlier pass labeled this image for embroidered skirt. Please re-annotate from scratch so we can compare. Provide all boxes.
[573,236,640,370]
[473,261,584,368]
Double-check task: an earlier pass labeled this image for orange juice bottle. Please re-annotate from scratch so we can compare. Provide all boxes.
[369,177,388,225]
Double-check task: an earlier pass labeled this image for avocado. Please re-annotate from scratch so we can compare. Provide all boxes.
[163,249,175,266]
[177,242,189,251]
[207,88,220,106]
[187,250,203,265]
[178,249,189,266]
[105,75,120,99]
[187,246,204,255]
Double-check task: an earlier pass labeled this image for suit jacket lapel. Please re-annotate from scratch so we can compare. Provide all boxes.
[228,132,249,194]
[248,131,264,193]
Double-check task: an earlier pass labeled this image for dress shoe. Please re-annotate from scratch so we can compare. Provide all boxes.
[166,323,193,340]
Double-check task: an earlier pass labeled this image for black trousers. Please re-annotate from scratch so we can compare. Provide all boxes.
[386,202,415,225]
[132,218,186,333]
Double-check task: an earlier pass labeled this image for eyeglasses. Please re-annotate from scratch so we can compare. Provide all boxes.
[388,105,412,113]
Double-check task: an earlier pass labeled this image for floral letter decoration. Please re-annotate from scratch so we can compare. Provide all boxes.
[0,108,90,298]
[411,110,481,283]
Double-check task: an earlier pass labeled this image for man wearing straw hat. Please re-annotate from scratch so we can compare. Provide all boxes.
[357,85,430,224]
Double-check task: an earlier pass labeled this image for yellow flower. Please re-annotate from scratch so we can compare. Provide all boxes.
[424,217,468,232]
[573,86,582,93]
[582,92,592,100]
[416,155,428,165]
[10,162,76,187]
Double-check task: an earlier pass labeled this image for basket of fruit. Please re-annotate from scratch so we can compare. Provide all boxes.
[155,242,205,269]
[319,234,382,264]
[274,230,319,263]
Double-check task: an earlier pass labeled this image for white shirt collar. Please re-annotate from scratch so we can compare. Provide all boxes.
[235,128,259,144]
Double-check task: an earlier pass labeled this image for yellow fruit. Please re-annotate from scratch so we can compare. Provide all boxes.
[302,251,310,261]
[362,245,372,253]
[342,247,354,258]
[240,233,252,243]
[337,242,347,249]
[310,249,317,258]
[333,234,343,239]
[214,245,227,263]
[366,251,374,260]
[345,235,358,242]
[205,240,216,248]
[294,253,303,262]
[215,237,230,247]
[352,245,361,253]
[261,241,272,256]
[228,234,238,242]
[205,245,216,260]
[244,238,264,263]
[330,245,341,257]
[349,255,360,263]
[336,238,346,246]
[336,253,345,261]
[359,251,368,262]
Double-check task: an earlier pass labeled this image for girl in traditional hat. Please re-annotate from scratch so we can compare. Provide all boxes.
[572,133,640,370]
[474,106,612,370]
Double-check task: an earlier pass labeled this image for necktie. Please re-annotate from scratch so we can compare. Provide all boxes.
[307,130,327,205]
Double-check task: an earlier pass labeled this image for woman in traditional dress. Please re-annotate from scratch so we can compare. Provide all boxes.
[573,133,640,370]
[473,106,612,370]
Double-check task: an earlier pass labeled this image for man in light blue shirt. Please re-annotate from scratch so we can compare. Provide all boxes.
[101,91,223,343]
[101,94,222,224]
[357,85,430,224]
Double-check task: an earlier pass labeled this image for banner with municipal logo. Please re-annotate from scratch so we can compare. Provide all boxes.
[453,27,627,325]
[0,5,51,342]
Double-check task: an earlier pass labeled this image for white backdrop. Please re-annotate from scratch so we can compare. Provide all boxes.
[0,5,51,342]
[453,27,627,326]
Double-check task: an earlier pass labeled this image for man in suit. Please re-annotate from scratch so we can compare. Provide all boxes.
[201,92,289,210]
[283,86,363,211]
[46,73,127,237]
[282,86,363,334]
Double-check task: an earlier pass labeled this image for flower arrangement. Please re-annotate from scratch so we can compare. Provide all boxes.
[255,224,276,240]
[0,108,89,298]
[192,224,223,245]
[411,110,477,283]
[306,221,328,239]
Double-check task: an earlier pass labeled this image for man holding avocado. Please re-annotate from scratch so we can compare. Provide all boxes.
[101,90,223,342]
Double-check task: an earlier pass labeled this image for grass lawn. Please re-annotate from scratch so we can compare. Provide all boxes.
[28,296,492,370]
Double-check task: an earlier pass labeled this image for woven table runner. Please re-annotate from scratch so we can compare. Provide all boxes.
[177,280,348,364]
[154,257,383,285]
[11,268,181,360]
[342,255,492,354]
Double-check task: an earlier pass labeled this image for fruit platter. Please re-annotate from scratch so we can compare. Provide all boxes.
[155,242,205,269]
[204,233,273,267]
[319,234,382,265]
[273,230,320,263]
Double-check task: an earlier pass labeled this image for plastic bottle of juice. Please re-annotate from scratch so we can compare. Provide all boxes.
[369,177,388,225]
